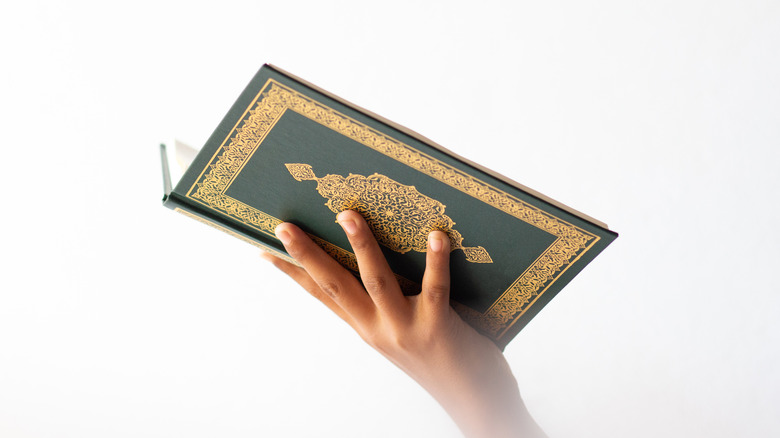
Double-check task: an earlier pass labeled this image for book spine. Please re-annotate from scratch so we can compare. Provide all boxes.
[162,192,296,263]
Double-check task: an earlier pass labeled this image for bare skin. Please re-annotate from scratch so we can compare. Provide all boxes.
[263,210,546,438]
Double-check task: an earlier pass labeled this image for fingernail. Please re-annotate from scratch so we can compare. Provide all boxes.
[275,225,291,245]
[339,218,358,236]
[429,233,443,252]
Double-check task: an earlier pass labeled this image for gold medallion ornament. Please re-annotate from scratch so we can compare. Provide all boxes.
[285,163,493,263]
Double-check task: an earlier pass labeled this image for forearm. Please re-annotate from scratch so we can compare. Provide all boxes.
[431,377,545,438]
[402,339,545,438]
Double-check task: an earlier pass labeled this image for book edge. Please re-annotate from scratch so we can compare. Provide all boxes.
[163,191,294,261]
[266,64,610,231]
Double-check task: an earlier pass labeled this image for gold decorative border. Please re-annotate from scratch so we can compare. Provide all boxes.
[175,207,273,249]
[176,207,300,266]
[186,79,599,340]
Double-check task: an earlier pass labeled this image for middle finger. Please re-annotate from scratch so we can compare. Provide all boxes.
[336,210,407,313]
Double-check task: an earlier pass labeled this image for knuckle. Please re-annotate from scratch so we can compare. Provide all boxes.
[381,330,412,354]
[361,275,388,293]
[317,280,343,300]
[366,322,414,355]
[359,329,380,348]
[424,283,449,302]
[388,332,410,352]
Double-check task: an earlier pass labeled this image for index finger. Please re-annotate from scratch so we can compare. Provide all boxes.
[275,222,376,324]
[261,251,357,329]
[336,210,406,313]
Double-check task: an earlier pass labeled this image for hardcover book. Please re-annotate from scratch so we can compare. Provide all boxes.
[162,64,617,349]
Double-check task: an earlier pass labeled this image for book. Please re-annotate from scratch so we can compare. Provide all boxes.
[161,64,618,349]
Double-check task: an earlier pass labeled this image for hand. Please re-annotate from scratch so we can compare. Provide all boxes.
[263,210,545,438]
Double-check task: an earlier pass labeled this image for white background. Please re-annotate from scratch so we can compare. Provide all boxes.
[1,1,778,437]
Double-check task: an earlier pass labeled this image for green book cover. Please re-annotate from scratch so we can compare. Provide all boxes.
[162,64,617,349]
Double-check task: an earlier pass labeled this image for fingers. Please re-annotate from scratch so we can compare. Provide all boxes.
[260,251,355,328]
[421,230,451,314]
[272,214,448,328]
[274,222,375,323]
[336,210,406,313]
